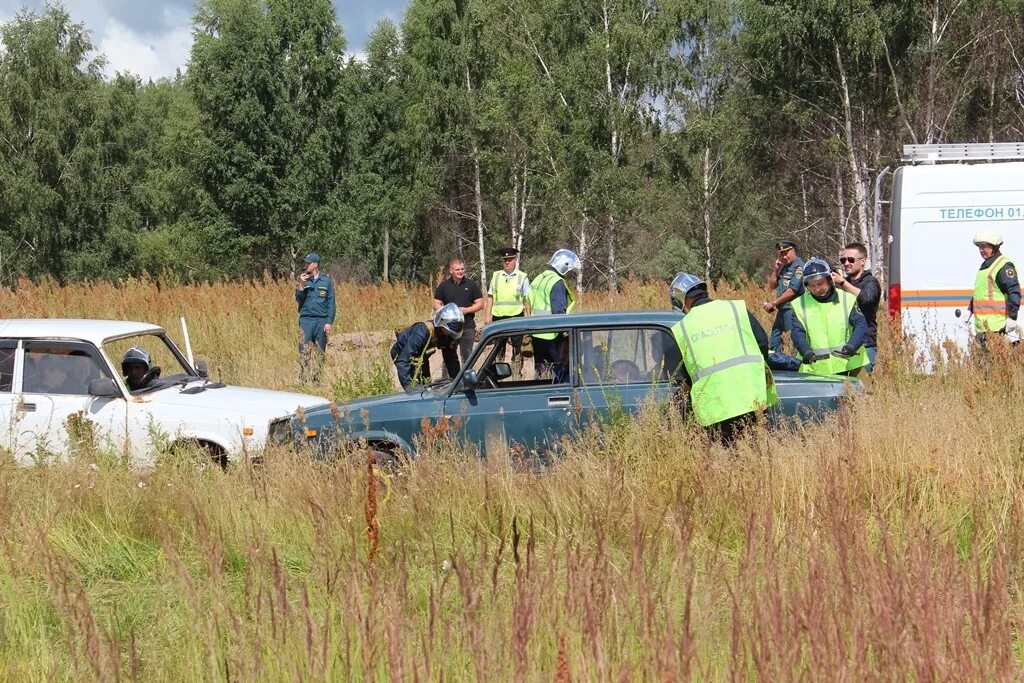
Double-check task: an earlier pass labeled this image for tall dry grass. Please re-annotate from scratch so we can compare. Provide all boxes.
[0,276,1021,679]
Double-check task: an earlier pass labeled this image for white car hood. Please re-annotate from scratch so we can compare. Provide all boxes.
[137,384,329,419]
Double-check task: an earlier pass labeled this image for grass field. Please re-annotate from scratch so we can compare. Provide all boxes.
[0,277,1022,680]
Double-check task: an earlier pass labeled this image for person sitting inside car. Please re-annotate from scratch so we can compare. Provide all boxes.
[390,304,465,390]
[122,346,159,391]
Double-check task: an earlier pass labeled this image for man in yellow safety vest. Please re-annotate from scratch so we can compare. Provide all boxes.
[484,246,531,375]
[968,230,1020,346]
[669,272,778,445]
[791,258,869,377]
[526,248,581,382]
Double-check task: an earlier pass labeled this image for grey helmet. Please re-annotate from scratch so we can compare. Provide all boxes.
[121,346,151,375]
[669,272,706,311]
[433,303,465,339]
[548,248,582,277]
[801,258,832,285]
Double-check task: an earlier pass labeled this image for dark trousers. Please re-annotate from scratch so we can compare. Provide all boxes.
[441,322,475,379]
[532,336,568,382]
[708,412,756,448]
[769,307,796,353]
[299,316,329,383]
[492,313,525,372]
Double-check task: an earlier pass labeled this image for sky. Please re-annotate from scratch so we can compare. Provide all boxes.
[0,0,408,81]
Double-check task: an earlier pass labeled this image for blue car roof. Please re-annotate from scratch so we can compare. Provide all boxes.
[482,310,682,336]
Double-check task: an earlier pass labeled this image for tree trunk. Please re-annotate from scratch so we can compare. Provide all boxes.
[702,146,713,282]
[515,165,528,256]
[607,215,617,294]
[577,217,588,294]
[835,42,873,266]
[835,163,847,248]
[925,0,939,143]
[473,146,486,284]
[466,65,486,284]
[382,224,390,283]
[603,0,620,292]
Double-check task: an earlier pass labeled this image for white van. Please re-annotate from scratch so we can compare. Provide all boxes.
[886,143,1024,366]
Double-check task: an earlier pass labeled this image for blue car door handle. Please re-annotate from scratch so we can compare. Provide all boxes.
[547,396,570,407]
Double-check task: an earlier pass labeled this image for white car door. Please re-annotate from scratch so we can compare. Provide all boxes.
[12,341,127,465]
[0,340,18,453]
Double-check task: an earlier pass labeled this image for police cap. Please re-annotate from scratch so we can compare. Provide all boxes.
[304,252,321,264]
[498,246,519,258]
[775,239,798,252]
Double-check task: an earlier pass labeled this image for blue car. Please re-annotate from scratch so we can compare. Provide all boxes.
[294,311,859,459]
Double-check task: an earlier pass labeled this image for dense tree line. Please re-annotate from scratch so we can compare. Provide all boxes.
[0,0,1022,285]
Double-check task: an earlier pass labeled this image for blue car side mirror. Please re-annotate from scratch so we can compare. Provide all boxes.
[462,369,479,389]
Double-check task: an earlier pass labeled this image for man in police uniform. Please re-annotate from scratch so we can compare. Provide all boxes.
[763,239,805,353]
[484,246,531,375]
[967,230,1020,346]
[669,272,777,445]
[295,252,336,383]
[526,248,581,382]
[433,257,484,376]
[791,258,869,376]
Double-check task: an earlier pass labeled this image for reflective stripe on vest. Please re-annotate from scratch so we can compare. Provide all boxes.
[527,270,575,340]
[490,270,527,317]
[793,291,869,376]
[671,300,777,427]
[973,255,1010,333]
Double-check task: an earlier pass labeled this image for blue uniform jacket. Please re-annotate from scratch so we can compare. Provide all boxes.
[296,273,337,322]
[775,258,805,309]
[390,322,434,389]
[790,289,868,356]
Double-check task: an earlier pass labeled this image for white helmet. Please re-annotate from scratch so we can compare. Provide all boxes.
[973,230,1003,247]
[669,272,705,311]
[548,249,582,277]
[433,303,465,339]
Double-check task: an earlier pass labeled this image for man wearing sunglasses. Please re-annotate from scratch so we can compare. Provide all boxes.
[831,242,881,372]
[763,239,804,353]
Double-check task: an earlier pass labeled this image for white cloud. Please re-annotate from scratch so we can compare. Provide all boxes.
[0,0,409,81]
[95,18,192,81]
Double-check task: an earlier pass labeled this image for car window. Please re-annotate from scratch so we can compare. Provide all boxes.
[463,331,571,389]
[576,327,681,386]
[22,342,111,396]
[0,339,16,392]
[104,333,195,393]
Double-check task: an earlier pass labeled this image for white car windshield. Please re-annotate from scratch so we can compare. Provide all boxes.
[104,333,198,394]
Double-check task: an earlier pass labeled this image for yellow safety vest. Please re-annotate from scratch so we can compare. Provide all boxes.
[527,270,575,340]
[489,269,528,317]
[793,291,869,376]
[671,300,777,426]
[973,254,1011,333]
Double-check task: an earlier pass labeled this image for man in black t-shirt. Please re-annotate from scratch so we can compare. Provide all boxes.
[433,257,484,376]
[832,242,882,372]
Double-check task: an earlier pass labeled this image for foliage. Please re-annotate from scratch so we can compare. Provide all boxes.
[0,1,1022,285]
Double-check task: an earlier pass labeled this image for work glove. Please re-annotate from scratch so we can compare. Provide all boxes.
[832,345,855,359]
[1005,319,1019,335]
[802,351,816,365]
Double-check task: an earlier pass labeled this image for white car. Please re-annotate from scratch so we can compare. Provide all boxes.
[0,319,329,466]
